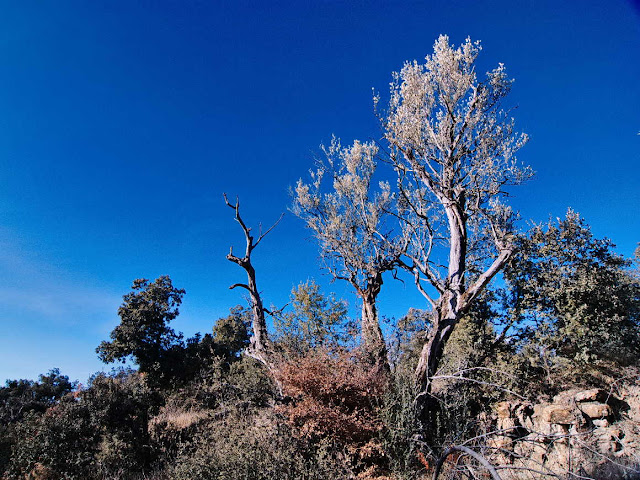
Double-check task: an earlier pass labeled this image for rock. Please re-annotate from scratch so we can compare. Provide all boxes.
[575,388,609,404]
[495,401,512,419]
[592,418,609,428]
[515,403,535,429]
[491,384,640,477]
[579,402,612,419]
[498,416,517,431]
[542,405,575,424]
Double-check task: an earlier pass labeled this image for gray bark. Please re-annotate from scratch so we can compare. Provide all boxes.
[360,292,388,369]
[224,194,282,364]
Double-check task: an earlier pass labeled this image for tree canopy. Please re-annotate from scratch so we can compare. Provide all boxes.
[96,276,185,377]
[505,210,640,367]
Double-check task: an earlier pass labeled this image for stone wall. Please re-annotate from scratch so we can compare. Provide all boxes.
[489,386,640,478]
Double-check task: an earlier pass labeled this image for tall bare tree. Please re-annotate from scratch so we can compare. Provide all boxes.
[224,194,283,366]
[380,36,531,395]
[293,137,405,367]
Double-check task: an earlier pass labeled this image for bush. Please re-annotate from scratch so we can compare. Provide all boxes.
[167,408,352,480]
[274,348,389,475]
[9,398,99,479]
[7,370,160,479]
[378,368,421,479]
[0,368,75,476]
[0,368,74,425]
[150,356,275,465]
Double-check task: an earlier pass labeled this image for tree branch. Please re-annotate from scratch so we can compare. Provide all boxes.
[229,283,251,292]
[461,247,512,312]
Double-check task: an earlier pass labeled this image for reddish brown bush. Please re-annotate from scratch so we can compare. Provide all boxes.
[275,348,387,446]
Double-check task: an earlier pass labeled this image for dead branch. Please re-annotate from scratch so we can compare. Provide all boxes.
[432,445,502,480]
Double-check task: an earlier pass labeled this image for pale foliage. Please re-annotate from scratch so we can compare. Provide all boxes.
[293,136,403,295]
[381,35,532,306]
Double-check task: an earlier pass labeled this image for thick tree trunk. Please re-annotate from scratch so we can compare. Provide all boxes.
[414,198,467,423]
[355,271,390,370]
[413,295,461,432]
[414,294,459,393]
[361,296,388,370]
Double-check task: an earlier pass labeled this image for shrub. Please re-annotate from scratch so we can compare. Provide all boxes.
[167,408,352,480]
[275,348,388,474]
[9,397,99,478]
[7,370,159,479]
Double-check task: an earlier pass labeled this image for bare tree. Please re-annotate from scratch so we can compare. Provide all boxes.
[224,194,283,366]
[293,137,405,367]
[379,36,531,397]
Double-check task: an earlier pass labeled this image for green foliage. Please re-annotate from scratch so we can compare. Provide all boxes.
[9,396,99,478]
[0,368,74,424]
[211,306,251,361]
[97,276,252,389]
[84,371,161,476]
[379,368,421,478]
[505,211,640,371]
[8,370,160,479]
[167,409,352,480]
[149,355,276,474]
[0,368,75,475]
[5,218,640,479]
[387,308,430,370]
[162,355,275,417]
[226,356,275,406]
[97,276,186,383]
[274,280,350,355]
[150,307,251,389]
[440,297,497,374]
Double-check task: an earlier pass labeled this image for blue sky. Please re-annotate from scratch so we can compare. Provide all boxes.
[1,0,638,383]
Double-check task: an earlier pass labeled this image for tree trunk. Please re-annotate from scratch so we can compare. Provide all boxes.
[413,297,459,431]
[224,194,282,367]
[244,263,270,359]
[414,295,458,393]
[361,296,388,370]
[414,198,467,423]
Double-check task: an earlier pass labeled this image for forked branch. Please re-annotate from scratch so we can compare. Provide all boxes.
[224,193,283,363]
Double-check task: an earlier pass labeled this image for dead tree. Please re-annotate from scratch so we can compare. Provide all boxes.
[224,194,283,366]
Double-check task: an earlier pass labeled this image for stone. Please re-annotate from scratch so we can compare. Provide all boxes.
[542,405,575,424]
[495,401,512,419]
[592,418,609,428]
[574,388,608,403]
[579,402,612,419]
[498,416,517,431]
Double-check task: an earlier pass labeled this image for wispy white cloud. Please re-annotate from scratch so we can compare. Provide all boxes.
[0,286,118,324]
[0,230,121,329]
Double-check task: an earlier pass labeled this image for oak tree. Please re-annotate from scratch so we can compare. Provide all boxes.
[504,211,640,367]
[96,276,185,380]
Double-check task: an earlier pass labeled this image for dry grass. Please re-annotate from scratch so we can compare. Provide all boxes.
[148,406,210,432]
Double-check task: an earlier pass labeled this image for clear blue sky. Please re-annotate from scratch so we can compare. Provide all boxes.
[1,0,638,383]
